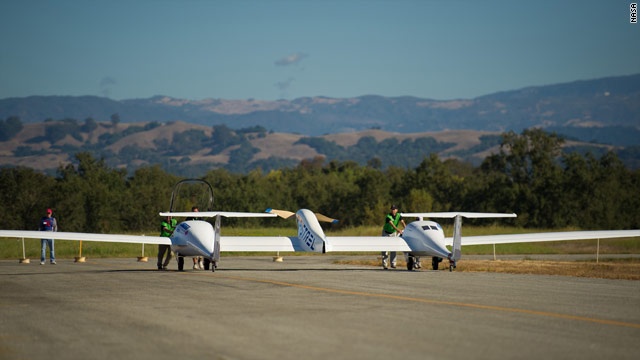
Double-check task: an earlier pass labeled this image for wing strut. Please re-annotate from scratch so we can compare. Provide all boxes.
[212,215,221,271]
[451,215,463,267]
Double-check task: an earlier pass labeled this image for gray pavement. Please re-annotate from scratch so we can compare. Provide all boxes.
[1,256,639,360]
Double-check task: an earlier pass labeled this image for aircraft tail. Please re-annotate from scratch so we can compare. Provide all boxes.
[266,208,340,253]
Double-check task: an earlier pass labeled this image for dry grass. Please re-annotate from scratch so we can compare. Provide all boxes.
[334,258,640,280]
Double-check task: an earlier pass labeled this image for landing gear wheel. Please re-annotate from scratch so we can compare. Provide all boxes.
[449,260,456,272]
[406,256,415,271]
[432,257,442,271]
[203,258,211,270]
[177,256,184,271]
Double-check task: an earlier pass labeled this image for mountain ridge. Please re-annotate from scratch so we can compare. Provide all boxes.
[2,74,639,138]
[1,74,639,176]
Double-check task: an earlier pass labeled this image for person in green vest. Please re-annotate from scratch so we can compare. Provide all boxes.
[157,216,177,270]
[381,204,406,269]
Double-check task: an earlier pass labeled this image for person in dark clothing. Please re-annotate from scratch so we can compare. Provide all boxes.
[39,208,58,265]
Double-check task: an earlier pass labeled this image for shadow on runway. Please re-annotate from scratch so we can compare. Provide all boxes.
[0,268,162,276]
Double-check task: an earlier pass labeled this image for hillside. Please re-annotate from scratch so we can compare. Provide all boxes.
[2,74,639,175]
[1,74,639,145]
[0,120,622,177]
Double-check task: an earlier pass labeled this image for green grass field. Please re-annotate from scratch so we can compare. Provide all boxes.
[1,225,638,260]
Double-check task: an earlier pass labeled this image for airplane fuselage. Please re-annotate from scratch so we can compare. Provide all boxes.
[401,220,451,259]
[170,220,215,258]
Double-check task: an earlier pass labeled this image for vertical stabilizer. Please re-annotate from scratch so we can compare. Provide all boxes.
[295,209,327,253]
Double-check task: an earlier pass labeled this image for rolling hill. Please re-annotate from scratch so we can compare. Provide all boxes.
[1,74,639,141]
[1,74,639,175]
[0,120,620,176]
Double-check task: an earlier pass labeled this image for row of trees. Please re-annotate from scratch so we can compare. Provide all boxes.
[1,129,639,233]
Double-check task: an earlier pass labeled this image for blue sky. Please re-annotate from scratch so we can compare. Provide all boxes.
[1,0,638,101]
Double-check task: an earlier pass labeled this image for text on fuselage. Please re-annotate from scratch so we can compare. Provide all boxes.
[298,223,316,251]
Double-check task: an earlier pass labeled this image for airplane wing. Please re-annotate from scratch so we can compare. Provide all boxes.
[160,211,277,218]
[403,212,517,219]
[325,236,412,252]
[0,230,171,245]
[220,236,412,252]
[220,236,305,252]
[444,230,640,246]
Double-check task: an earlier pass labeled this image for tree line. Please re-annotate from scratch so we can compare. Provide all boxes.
[1,129,638,233]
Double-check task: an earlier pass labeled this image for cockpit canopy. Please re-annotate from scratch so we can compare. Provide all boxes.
[421,223,443,231]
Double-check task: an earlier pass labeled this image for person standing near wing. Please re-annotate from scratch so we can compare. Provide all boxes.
[39,208,58,265]
[381,204,406,269]
[157,216,176,270]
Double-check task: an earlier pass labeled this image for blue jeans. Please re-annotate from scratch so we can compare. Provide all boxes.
[41,239,55,262]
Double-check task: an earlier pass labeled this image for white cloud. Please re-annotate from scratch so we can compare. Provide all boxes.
[274,52,308,66]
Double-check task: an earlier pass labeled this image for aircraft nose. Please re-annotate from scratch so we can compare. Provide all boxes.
[410,224,450,258]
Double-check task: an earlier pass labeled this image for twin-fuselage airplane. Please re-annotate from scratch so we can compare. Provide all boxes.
[1,208,639,271]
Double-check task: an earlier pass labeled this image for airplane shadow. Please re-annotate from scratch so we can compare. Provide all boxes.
[0,268,162,276]
[216,267,382,272]
[107,266,398,273]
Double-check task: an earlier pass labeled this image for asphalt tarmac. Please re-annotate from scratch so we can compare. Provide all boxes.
[1,255,639,360]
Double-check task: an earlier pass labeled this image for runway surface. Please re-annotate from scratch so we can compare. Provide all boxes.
[1,256,639,360]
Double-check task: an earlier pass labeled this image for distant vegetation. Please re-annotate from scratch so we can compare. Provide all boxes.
[296,136,455,169]
[546,125,640,147]
[3,117,637,176]
[0,116,23,141]
[1,129,638,236]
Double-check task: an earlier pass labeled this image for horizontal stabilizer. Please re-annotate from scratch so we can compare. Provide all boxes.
[266,209,339,224]
[0,230,170,245]
[314,213,339,224]
[160,211,277,218]
[265,208,296,219]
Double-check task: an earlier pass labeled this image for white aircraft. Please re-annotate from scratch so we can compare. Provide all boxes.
[264,209,640,271]
[1,208,638,272]
[0,211,276,271]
